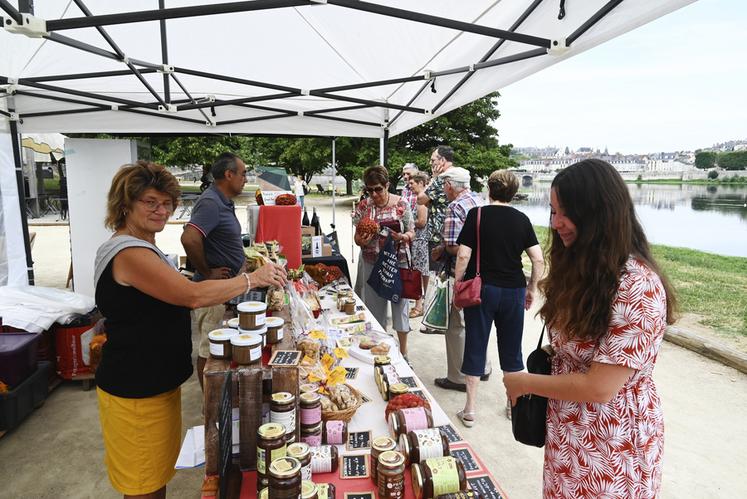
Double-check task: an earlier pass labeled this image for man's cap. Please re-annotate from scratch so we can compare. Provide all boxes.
[439,166,470,184]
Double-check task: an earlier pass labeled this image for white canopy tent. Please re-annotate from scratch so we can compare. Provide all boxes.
[1,0,695,285]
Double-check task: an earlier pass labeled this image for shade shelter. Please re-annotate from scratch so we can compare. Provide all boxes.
[1,0,695,286]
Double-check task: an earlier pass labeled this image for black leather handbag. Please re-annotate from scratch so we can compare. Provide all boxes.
[511,326,552,447]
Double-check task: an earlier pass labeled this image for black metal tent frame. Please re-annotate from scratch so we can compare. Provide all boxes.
[1,0,623,284]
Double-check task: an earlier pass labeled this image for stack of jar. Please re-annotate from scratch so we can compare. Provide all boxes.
[206,327,263,365]
[374,355,405,401]
[299,392,322,446]
[271,391,297,444]
[257,423,287,491]
[237,300,268,346]
[259,475,337,499]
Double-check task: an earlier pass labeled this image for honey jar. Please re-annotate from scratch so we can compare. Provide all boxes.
[230,333,262,365]
[207,328,239,359]
[300,422,322,447]
[265,316,285,344]
[299,392,322,427]
[237,300,267,330]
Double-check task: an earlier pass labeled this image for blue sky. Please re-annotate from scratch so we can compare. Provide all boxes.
[497,0,747,154]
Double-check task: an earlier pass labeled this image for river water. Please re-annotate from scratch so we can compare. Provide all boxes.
[512,183,747,258]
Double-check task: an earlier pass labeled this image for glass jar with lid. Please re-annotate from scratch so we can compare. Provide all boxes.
[316,483,336,499]
[388,407,433,439]
[257,423,287,491]
[207,328,239,359]
[237,300,267,330]
[411,456,467,499]
[265,316,285,344]
[370,436,397,484]
[300,421,322,447]
[270,392,297,443]
[299,392,322,428]
[301,480,318,499]
[322,420,348,446]
[287,442,312,482]
[399,428,449,464]
[230,333,262,365]
[268,456,302,499]
[377,450,406,499]
[310,445,339,474]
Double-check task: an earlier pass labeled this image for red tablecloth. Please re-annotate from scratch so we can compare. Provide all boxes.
[254,205,302,268]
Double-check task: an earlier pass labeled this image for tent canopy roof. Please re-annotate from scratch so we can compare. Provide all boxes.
[1,0,694,138]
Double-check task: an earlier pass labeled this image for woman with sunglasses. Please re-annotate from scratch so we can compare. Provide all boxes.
[94,161,283,499]
[353,165,415,357]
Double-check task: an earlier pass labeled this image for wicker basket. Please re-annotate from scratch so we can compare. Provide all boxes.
[321,383,364,423]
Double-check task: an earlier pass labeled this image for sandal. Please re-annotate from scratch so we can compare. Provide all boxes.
[409,307,423,318]
[457,409,475,428]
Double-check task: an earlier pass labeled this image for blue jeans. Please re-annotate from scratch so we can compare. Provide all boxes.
[462,285,525,375]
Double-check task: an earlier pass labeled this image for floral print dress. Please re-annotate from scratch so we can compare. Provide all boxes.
[544,258,667,499]
[352,196,414,266]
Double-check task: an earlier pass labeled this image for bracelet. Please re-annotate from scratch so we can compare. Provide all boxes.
[241,272,251,293]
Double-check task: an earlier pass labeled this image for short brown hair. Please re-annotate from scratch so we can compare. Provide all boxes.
[487,170,519,202]
[410,172,429,185]
[105,161,181,230]
[362,165,389,186]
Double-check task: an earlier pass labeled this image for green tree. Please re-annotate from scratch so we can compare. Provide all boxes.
[717,150,747,170]
[707,169,719,180]
[694,150,718,169]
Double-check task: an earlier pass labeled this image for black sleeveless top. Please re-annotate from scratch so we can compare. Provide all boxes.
[95,258,193,398]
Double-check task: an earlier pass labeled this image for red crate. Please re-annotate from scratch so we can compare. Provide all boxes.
[54,322,96,380]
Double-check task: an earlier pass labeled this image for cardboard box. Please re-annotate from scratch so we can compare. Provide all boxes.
[322,243,333,256]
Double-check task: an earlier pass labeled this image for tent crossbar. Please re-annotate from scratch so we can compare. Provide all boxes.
[21,107,109,118]
[387,79,431,128]
[310,91,426,114]
[25,68,159,83]
[0,0,22,24]
[327,0,551,49]
[432,0,545,113]
[177,92,299,111]
[70,0,168,108]
[315,74,426,94]
[567,0,625,45]
[0,108,11,118]
[12,78,161,110]
[173,67,302,95]
[235,102,297,114]
[217,113,297,126]
[170,73,214,125]
[13,89,111,110]
[46,0,307,31]
[119,107,212,125]
[45,32,121,61]
[474,47,548,70]
[305,104,370,115]
[307,114,380,128]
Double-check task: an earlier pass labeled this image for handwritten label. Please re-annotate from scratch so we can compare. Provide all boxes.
[451,447,481,472]
[346,430,371,451]
[340,454,369,479]
[409,389,429,402]
[345,367,359,380]
[438,424,463,443]
[399,376,418,388]
[268,350,301,366]
[467,475,502,499]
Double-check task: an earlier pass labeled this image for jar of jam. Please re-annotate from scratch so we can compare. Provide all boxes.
[343,298,356,315]
[287,442,312,482]
[377,450,406,499]
[436,492,482,499]
[370,436,397,484]
[301,480,318,499]
[411,457,467,499]
[207,328,239,359]
[268,456,302,499]
[322,420,348,446]
[257,423,287,491]
[300,422,322,447]
[389,407,433,439]
[388,382,409,400]
[316,483,336,499]
[299,383,320,394]
[399,428,449,464]
[271,392,297,443]
[310,445,339,474]
[237,300,267,330]
[265,316,285,344]
[230,333,263,365]
[299,392,322,427]
[259,487,268,499]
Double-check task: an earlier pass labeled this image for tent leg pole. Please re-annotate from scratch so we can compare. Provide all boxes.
[331,137,336,229]
[9,119,35,285]
[380,129,389,168]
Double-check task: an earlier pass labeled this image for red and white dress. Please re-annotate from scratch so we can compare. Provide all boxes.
[544,258,667,498]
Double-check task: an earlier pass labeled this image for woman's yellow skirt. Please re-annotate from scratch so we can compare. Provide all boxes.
[97,387,182,495]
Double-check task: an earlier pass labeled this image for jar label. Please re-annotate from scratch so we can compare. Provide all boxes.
[325,420,344,445]
[311,446,332,474]
[276,327,283,339]
[256,446,287,475]
[429,458,460,496]
[301,463,312,482]
[379,471,405,499]
[401,407,428,431]
[250,346,262,361]
[300,406,321,425]
[255,312,266,326]
[271,409,296,436]
[317,484,330,499]
[209,342,224,357]
[301,433,322,447]
[415,429,445,462]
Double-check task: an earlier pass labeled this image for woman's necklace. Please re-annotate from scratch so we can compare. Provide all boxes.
[374,191,391,209]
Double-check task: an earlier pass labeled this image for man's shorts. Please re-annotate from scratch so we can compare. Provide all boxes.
[192,304,226,358]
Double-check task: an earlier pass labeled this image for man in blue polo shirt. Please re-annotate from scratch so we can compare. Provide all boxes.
[182,152,282,389]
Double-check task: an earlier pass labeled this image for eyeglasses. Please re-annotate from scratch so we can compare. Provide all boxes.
[364,186,386,194]
[138,198,174,212]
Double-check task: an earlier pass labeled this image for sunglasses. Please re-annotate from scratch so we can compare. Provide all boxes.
[364,186,386,194]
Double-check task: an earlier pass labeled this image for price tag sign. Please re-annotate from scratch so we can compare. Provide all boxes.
[340,454,369,479]
[311,235,323,257]
[409,389,429,402]
[268,350,301,366]
[399,376,418,388]
[346,430,371,451]
[467,475,503,499]
[438,424,463,443]
[345,367,359,380]
[451,446,482,472]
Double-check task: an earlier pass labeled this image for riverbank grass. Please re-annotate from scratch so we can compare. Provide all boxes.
[531,226,747,339]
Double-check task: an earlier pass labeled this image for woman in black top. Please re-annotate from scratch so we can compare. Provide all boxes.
[453,170,544,427]
[94,161,285,499]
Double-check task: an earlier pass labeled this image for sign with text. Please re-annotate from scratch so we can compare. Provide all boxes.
[346,430,371,451]
[268,350,301,366]
[451,446,481,472]
[467,475,503,499]
[345,367,359,380]
[340,454,369,479]
[311,235,323,257]
[399,376,418,388]
[438,424,463,444]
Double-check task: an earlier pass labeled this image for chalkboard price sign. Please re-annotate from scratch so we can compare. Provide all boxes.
[409,389,429,402]
[340,454,369,479]
[451,447,481,472]
[345,367,359,380]
[346,430,372,451]
[344,493,374,499]
[438,424,463,443]
[268,350,302,366]
[398,376,418,388]
[467,475,503,499]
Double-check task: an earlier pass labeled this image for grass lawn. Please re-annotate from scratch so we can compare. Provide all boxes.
[530,226,747,338]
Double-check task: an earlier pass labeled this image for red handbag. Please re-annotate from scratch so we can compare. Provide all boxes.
[398,243,423,300]
[453,207,483,308]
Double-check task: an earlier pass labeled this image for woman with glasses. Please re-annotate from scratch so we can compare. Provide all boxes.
[94,161,283,499]
[353,165,415,358]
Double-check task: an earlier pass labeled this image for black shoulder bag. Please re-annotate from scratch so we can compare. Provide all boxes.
[511,325,552,447]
